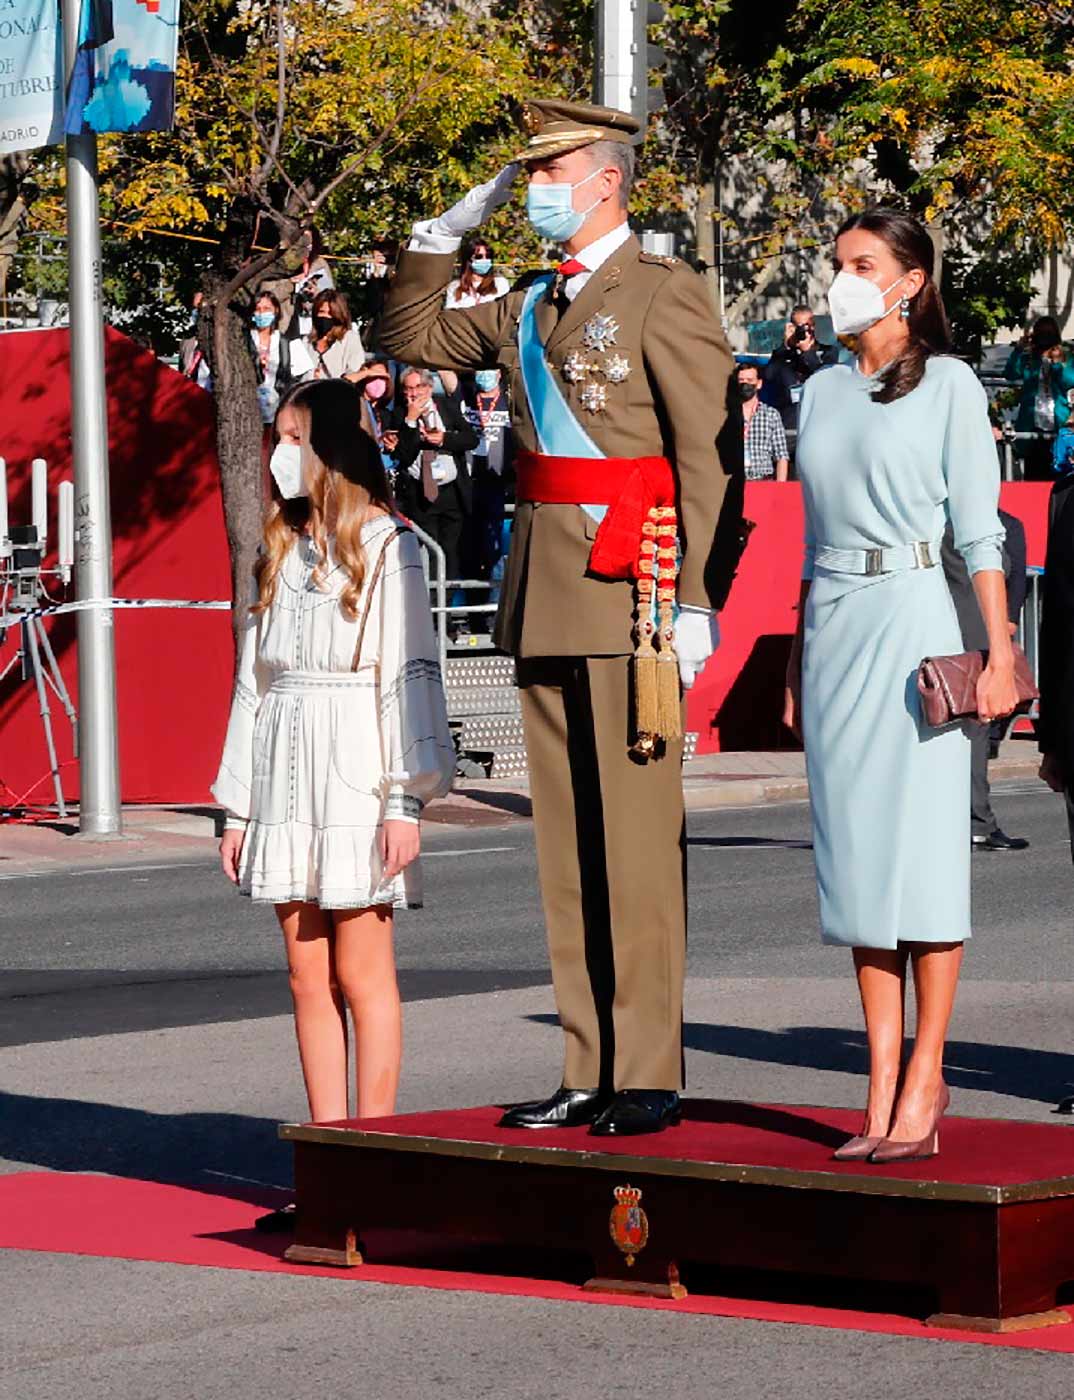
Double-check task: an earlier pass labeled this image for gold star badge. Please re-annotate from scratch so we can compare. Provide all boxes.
[603,353,630,383]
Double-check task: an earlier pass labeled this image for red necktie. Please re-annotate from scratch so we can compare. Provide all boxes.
[557,258,587,277]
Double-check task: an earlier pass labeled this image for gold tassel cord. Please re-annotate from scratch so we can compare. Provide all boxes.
[633,520,660,741]
[654,511,683,741]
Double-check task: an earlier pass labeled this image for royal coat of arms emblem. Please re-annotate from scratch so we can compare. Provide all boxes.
[608,1184,649,1267]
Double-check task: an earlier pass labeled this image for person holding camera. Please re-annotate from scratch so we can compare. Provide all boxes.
[1005,318,1074,480]
[764,305,839,433]
[392,365,479,581]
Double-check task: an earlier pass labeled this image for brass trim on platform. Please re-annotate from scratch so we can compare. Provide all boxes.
[279,1122,1074,1205]
[926,1308,1073,1333]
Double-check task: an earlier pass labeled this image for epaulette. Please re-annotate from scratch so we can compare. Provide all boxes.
[638,251,680,269]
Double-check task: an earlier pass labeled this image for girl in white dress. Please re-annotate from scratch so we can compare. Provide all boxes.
[213,378,454,1124]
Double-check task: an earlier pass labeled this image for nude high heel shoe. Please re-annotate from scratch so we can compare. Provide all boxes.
[869,1083,950,1164]
[833,1076,903,1161]
[832,1134,885,1162]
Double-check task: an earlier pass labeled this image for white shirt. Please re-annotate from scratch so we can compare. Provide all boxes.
[559,221,632,301]
[444,275,510,309]
[405,402,457,486]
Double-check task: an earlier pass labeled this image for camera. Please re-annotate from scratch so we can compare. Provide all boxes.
[790,322,813,346]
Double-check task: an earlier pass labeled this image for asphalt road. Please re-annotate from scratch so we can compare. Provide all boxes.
[4,783,1074,1398]
[2,783,1071,1046]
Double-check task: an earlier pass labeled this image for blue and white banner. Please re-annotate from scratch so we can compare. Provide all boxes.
[0,1,64,156]
[65,0,179,136]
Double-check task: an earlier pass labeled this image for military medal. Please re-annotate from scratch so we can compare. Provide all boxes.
[582,313,619,352]
[562,350,590,384]
[579,382,608,414]
[603,353,630,384]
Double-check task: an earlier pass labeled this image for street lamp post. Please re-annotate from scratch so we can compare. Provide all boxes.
[60,0,122,835]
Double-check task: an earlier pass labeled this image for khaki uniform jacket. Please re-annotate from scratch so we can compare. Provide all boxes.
[379,234,737,657]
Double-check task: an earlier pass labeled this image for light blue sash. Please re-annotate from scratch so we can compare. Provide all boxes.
[518,275,606,522]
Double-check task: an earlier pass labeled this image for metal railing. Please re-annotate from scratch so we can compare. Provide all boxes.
[998,429,1058,482]
[405,519,448,672]
[1021,567,1044,689]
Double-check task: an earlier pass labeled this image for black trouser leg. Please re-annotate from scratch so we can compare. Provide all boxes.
[970,722,997,838]
[1065,783,1074,865]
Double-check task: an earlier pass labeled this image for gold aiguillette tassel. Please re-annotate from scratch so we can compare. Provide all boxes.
[634,515,660,741]
[655,509,683,741]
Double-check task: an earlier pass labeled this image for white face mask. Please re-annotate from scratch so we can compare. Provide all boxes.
[269,441,308,499]
[827,270,907,337]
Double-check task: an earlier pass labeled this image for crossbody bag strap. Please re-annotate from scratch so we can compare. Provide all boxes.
[351,525,409,670]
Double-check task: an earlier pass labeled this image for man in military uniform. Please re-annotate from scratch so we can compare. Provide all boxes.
[380,99,737,1136]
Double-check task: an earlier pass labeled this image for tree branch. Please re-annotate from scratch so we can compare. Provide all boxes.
[252,0,290,197]
[308,65,448,214]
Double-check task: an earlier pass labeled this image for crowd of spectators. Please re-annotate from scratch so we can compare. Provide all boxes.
[194,229,518,632]
[180,230,1074,636]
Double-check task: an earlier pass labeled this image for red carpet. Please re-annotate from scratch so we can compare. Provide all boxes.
[317,1100,1074,1192]
[4,1169,1074,1351]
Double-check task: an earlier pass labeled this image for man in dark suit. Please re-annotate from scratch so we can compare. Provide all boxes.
[392,365,479,581]
[941,508,1029,850]
[1038,473,1074,859]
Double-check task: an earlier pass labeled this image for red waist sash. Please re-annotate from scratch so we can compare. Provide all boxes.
[515,448,676,580]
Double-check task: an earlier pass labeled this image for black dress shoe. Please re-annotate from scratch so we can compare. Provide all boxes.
[254,1201,297,1232]
[972,828,1029,852]
[589,1090,682,1137]
[498,1087,608,1130]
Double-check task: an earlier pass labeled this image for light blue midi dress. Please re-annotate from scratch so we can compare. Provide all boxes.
[796,356,1005,949]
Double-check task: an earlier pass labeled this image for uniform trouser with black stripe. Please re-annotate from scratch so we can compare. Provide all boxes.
[516,654,686,1092]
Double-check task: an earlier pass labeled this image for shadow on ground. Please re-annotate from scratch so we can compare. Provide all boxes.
[0,1089,291,1189]
[526,1016,1074,1106]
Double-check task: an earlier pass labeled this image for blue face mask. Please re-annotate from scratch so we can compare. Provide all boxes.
[526,167,603,242]
[474,370,500,392]
[470,257,493,276]
[252,310,275,329]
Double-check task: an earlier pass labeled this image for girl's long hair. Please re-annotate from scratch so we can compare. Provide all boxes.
[835,208,952,404]
[452,242,498,303]
[253,379,394,621]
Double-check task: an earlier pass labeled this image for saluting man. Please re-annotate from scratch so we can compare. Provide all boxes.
[380,99,738,1136]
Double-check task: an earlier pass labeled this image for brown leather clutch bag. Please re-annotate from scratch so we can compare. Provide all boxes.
[917,645,1038,728]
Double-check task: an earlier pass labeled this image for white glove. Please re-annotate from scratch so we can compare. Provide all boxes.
[674,606,720,690]
[429,164,520,241]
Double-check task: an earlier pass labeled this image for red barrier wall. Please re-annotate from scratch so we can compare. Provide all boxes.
[0,327,233,806]
[0,330,1054,806]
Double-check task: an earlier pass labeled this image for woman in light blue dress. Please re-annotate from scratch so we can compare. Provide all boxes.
[784,210,1019,1164]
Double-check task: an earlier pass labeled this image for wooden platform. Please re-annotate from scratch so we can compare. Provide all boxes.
[280,1099,1074,1332]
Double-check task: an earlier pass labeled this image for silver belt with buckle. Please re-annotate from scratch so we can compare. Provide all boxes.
[813,540,939,576]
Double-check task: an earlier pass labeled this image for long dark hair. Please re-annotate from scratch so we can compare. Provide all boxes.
[835,208,952,404]
[453,241,498,303]
[309,288,352,348]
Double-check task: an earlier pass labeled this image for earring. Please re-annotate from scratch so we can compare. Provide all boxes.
[900,295,911,320]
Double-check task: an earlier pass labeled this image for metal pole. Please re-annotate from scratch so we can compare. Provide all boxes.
[716,190,726,330]
[62,0,122,834]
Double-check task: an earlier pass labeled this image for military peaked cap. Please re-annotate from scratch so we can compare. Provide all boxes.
[515,99,641,162]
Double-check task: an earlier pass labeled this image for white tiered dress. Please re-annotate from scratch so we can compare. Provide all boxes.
[211,516,455,909]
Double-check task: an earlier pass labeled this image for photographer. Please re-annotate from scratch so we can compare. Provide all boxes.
[393,366,478,582]
[764,305,839,432]
[1005,318,1074,479]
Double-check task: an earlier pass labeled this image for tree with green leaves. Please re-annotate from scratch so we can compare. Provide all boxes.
[8,0,542,635]
[763,0,1074,347]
